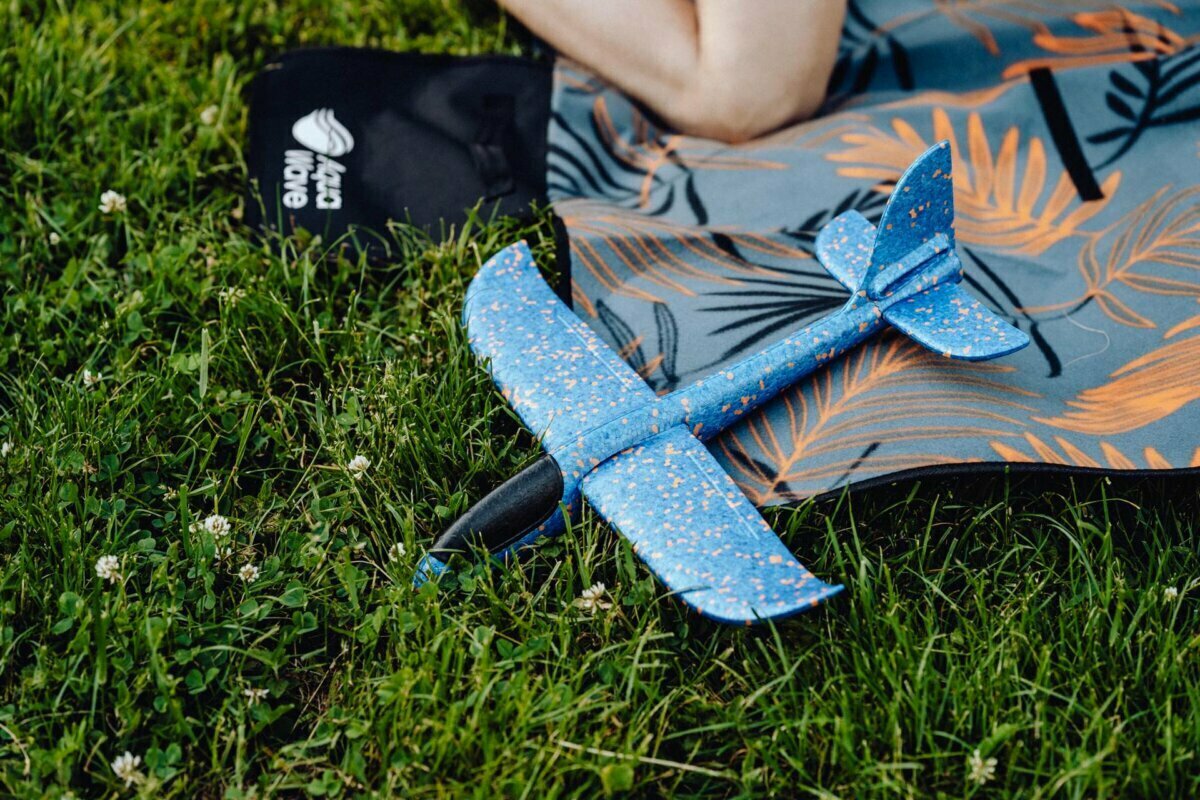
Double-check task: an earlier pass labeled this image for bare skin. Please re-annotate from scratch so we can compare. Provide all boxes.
[497,0,847,142]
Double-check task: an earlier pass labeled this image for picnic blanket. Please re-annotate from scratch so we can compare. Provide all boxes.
[547,0,1200,504]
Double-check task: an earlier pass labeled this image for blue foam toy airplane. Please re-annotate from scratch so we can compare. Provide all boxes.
[416,142,1029,624]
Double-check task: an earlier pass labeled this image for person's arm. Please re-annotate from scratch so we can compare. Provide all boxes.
[497,0,846,142]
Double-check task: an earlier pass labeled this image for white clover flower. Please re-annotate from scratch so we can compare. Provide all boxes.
[218,286,247,306]
[161,485,178,501]
[48,231,61,245]
[202,514,231,538]
[98,190,127,215]
[0,441,11,457]
[95,555,121,584]
[347,455,370,479]
[243,686,269,705]
[82,368,102,388]
[388,542,406,562]
[110,751,144,787]
[199,105,220,126]
[213,544,233,562]
[574,581,611,613]
[1164,586,1180,601]
[968,748,997,786]
[238,562,259,583]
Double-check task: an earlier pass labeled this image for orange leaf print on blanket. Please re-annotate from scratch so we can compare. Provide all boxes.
[591,97,789,209]
[1023,186,1200,328]
[558,199,811,308]
[872,1,1181,60]
[828,109,1121,255]
[1003,8,1198,79]
[989,433,1193,470]
[719,335,1035,504]
[1033,327,1200,435]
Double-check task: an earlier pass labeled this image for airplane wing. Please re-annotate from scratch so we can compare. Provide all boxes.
[884,278,1029,360]
[463,241,656,452]
[582,425,843,624]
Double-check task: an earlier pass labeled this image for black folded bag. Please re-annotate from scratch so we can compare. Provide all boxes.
[244,47,553,257]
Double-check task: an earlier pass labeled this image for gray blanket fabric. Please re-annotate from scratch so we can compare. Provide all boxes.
[547,0,1200,503]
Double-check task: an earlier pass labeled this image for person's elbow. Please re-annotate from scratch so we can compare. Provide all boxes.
[667,75,828,143]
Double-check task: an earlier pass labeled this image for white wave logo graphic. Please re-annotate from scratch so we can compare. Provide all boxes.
[291,108,354,157]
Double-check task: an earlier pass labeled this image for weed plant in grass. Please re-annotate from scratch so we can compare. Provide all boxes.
[2,2,1200,798]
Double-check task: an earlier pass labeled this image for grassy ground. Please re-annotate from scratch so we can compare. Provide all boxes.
[3,2,1200,797]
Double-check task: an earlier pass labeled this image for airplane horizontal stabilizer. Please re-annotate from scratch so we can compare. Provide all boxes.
[883,280,1030,360]
[813,209,875,292]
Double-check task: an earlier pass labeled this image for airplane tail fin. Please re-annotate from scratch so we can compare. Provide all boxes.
[814,141,955,294]
[867,140,956,285]
[816,141,1029,361]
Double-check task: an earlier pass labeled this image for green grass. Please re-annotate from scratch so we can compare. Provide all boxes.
[3,2,1200,797]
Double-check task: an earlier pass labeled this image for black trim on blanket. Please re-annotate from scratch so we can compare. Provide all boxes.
[551,211,573,309]
[802,459,1199,507]
[1030,68,1104,202]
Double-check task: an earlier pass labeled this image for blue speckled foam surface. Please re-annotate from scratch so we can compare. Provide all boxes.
[463,243,656,455]
[582,426,843,624]
[463,241,846,622]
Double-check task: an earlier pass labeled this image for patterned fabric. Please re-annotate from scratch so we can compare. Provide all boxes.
[547,1,1200,505]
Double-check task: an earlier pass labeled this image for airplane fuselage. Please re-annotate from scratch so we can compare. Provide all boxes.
[550,231,962,491]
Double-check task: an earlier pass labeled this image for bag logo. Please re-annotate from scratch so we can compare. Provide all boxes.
[291,108,355,157]
[281,109,352,211]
